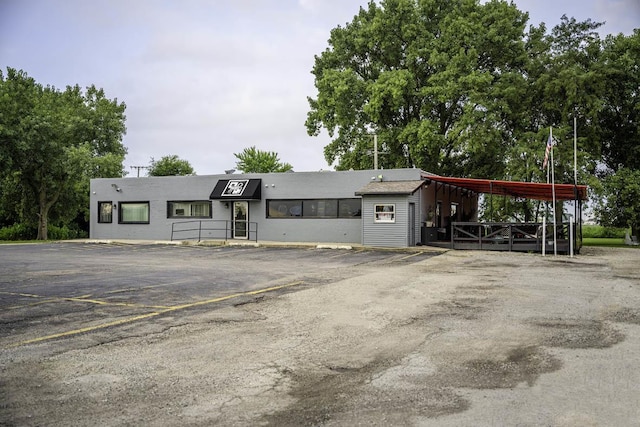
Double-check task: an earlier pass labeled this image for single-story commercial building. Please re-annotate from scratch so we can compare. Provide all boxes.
[89,168,587,250]
[90,168,477,248]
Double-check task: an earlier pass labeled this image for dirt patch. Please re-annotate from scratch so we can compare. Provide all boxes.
[604,306,640,325]
[532,318,625,349]
[445,346,562,389]
[261,361,469,426]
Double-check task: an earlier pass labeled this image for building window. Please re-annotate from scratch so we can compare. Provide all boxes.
[167,201,212,218]
[374,204,395,223]
[98,201,113,223]
[267,199,361,219]
[338,199,362,218]
[303,199,338,218]
[119,202,150,224]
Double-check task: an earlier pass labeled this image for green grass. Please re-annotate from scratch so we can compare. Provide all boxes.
[582,237,633,247]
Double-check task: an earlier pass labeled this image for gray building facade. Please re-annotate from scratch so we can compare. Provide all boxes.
[89,168,477,248]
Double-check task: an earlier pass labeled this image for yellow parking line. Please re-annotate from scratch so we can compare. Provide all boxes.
[5,281,304,348]
[0,291,43,299]
[7,312,162,348]
[0,290,170,310]
[7,299,58,310]
[62,297,171,310]
[164,281,303,311]
[399,252,423,260]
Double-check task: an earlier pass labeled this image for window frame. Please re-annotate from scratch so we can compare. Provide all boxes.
[98,201,113,224]
[374,204,396,223]
[338,199,362,218]
[167,200,212,219]
[118,201,150,224]
[266,199,361,219]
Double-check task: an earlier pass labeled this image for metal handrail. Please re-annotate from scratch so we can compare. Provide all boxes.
[170,220,258,242]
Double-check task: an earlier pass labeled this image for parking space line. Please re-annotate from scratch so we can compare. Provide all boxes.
[7,312,163,348]
[398,252,424,260]
[163,281,303,311]
[0,291,171,310]
[6,281,304,348]
[63,296,172,310]
[7,299,59,310]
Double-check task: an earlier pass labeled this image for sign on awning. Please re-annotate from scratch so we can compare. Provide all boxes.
[209,179,262,200]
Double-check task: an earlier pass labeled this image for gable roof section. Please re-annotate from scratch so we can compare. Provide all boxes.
[355,180,424,196]
[424,175,588,201]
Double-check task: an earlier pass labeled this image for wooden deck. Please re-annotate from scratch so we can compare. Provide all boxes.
[423,222,580,254]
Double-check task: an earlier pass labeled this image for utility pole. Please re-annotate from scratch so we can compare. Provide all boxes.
[130,166,148,177]
[374,134,378,170]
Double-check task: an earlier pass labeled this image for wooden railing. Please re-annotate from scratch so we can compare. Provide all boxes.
[448,221,579,253]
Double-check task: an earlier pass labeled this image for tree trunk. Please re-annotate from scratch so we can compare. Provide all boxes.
[37,189,50,240]
[36,183,61,241]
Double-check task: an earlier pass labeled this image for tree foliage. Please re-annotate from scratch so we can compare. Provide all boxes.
[306,0,531,176]
[147,155,195,176]
[307,0,640,225]
[590,30,640,239]
[596,168,640,239]
[596,30,640,172]
[0,68,127,239]
[234,146,293,173]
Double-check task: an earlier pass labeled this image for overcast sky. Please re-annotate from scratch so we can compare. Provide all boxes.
[1,0,638,177]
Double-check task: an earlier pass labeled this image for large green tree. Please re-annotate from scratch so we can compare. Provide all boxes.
[306,0,530,176]
[593,30,640,239]
[596,30,640,172]
[234,146,293,173]
[0,68,127,239]
[596,168,640,239]
[147,155,195,176]
[307,0,625,225]
[498,15,605,222]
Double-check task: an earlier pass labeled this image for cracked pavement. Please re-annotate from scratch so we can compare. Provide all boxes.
[1,243,640,426]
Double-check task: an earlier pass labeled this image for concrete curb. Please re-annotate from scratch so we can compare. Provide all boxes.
[65,239,449,253]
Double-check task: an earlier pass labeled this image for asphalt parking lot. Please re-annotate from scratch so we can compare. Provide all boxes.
[0,242,437,351]
[2,243,639,426]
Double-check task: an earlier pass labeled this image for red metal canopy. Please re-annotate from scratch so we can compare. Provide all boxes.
[424,175,588,202]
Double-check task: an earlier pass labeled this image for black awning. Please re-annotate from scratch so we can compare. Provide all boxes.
[209,179,262,200]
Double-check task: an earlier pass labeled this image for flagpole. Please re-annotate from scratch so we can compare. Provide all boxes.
[574,117,577,185]
[573,117,578,256]
[544,146,549,257]
[543,133,550,257]
[551,126,557,256]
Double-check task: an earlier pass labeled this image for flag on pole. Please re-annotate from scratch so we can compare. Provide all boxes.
[542,133,553,170]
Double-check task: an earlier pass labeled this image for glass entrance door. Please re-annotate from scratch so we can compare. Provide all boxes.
[233,201,248,239]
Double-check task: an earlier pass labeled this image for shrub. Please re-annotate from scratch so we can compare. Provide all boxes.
[582,225,627,239]
[0,223,37,240]
[0,223,88,240]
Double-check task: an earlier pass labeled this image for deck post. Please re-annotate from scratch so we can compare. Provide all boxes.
[542,217,546,256]
[569,216,574,257]
[508,224,513,252]
[450,224,454,249]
